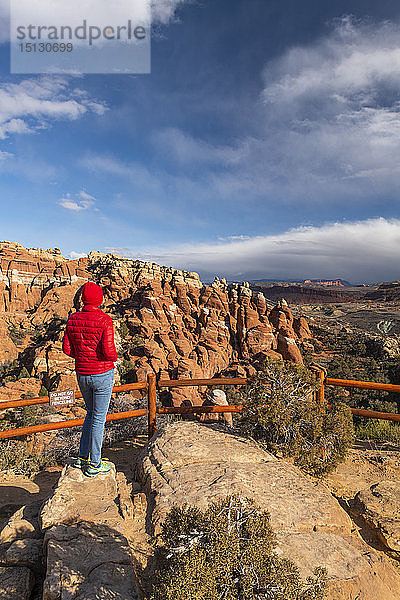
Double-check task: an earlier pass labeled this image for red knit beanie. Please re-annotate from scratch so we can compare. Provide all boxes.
[81,282,103,306]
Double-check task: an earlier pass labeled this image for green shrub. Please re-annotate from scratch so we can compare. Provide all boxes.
[39,385,49,397]
[21,405,37,427]
[119,321,129,338]
[236,360,354,476]
[151,496,327,600]
[18,366,31,380]
[355,419,400,445]
[8,324,27,345]
[0,439,56,476]
[118,358,136,384]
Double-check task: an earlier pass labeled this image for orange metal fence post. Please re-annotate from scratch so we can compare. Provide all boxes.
[316,369,325,405]
[310,363,326,406]
[147,373,157,440]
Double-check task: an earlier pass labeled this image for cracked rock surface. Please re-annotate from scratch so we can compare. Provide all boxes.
[0,462,145,600]
[40,464,141,600]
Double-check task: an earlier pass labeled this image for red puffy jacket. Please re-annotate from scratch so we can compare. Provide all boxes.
[62,305,118,375]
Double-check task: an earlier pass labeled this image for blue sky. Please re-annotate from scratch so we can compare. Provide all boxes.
[1,0,400,283]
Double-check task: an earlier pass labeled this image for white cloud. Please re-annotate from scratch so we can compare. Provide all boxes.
[78,190,96,202]
[68,251,87,259]
[146,18,400,205]
[0,76,107,139]
[256,17,400,199]
[111,218,400,283]
[80,17,400,214]
[151,0,189,24]
[81,153,164,194]
[218,235,251,242]
[152,127,248,166]
[58,191,96,211]
[0,0,188,44]
[263,17,400,106]
[80,152,216,224]
[0,154,60,181]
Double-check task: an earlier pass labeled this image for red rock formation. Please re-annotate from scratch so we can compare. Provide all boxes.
[0,243,314,406]
[0,318,18,364]
[0,241,89,314]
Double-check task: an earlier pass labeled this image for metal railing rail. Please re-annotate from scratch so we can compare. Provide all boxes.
[0,381,148,410]
[0,408,149,439]
[325,377,400,393]
[1,369,400,440]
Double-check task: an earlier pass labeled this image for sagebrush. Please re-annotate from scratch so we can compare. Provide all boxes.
[355,418,400,445]
[151,495,327,600]
[236,360,354,476]
[0,439,56,475]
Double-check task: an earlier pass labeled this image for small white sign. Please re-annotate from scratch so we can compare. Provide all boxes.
[49,388,75,407]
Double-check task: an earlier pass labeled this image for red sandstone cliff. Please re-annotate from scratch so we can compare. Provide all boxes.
[0,241,313,405]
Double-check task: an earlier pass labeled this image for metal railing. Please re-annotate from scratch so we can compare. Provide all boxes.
[0,368,400,441]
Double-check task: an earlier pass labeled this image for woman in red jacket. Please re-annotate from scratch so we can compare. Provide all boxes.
[62,281,118,477]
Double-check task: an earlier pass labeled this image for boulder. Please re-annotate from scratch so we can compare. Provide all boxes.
[0,503,41,544]
[0,566,34,600]
[353,481,400,553]
[5,538,43,573]
[40,464,123,532]
[43,523,139,600]
[40,464,141,600]
[135,422,400,600]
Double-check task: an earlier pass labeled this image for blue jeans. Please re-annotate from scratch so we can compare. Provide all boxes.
[76,369,114,466]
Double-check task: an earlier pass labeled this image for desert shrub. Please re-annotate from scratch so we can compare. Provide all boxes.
[354,418,400,445]
[31,323,46,343]
[325,355,396,414]
[118,358,136,384]
[151,496,327,600]
[18,366,31,379]
[8,324,27,345]
[118,320,145,354]
[0,439,56,475]
[21,405,37,427]
[118,321,129,338]
[236,360,354,476]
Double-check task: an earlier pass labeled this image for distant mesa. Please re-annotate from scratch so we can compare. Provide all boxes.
[303,279,347,287]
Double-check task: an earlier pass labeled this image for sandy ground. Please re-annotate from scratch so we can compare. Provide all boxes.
[324,440,400,499]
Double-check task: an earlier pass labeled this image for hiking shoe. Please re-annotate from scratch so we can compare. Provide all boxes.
[84,460,112,477]
[70,456,89,469]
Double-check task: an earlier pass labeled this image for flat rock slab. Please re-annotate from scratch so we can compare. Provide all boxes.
[43,523,139,600]
[40,464,140,600]
[136,422,400,600]
[353,481,400,553]
[40,464,122,532]
[136,421,351,536]
[276,532,400,600]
